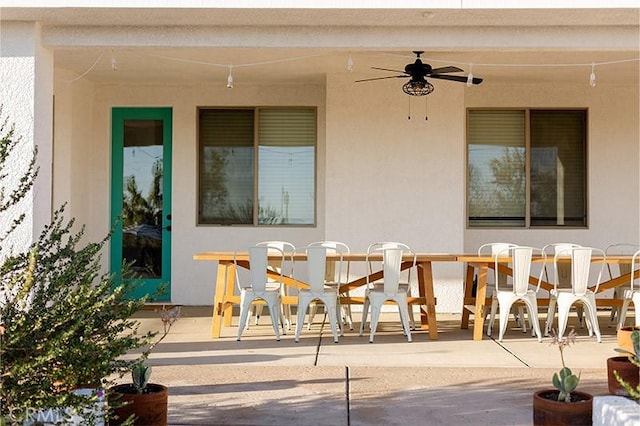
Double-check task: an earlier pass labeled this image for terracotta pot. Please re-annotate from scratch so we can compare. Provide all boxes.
[607,356,640,397]
[532,389,593,426]
[109,383,168,426]
[617,326,640,354]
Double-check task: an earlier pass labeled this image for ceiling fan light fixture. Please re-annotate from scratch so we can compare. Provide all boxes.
[402,79,434,96]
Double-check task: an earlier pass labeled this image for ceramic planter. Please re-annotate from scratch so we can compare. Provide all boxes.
[532,389,593,426]
[617,326,640,353]
[607,356,640,397]
[109,383,168,426]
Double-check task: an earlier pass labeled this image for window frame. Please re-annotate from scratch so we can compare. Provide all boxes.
[197,106,318,227]
[466,108,588,229]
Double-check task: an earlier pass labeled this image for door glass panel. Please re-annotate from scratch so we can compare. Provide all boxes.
[122,119,164,278]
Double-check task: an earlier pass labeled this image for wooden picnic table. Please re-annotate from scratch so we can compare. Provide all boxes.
[193,251,458,340]
[457,254,639,340]
[194,252,638,341]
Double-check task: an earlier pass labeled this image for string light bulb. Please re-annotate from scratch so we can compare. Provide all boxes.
[589,63,596,87]
[347,53,354,72]
[226,65,234,89]
[466,64,474,87]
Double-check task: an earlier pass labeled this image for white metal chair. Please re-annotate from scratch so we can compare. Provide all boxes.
[546,246,606,342]
[359,246,415,343]
[605,243,639,328]
[542,243,584,334]
[294,245,341,343]
[306,241,353,331]
[478,243,528,334]
[235,246,287,341]
[616,248,640,329]
[485,246,546,342]
[365,242,417,329]
[251,241,295,331]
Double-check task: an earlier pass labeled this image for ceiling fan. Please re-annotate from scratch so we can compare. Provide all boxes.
[356,51,483,96]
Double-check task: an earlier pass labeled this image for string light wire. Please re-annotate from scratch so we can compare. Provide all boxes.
[64,50,639,86]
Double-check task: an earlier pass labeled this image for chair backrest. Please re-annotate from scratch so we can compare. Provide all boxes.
[307,241,350,284]
[237,246,285,292]
[494,246,545,296]
[542,243,582,286]
[304,245,343,293]
[553,246,605,295]
[631,249,640,291]
[367,242,415,283]
[605,243,639,279]
[256,240,295,277]
[382,247,404,295]
[478,242,517,285]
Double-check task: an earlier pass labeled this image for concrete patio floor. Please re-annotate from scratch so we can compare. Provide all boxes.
[121,306,630,425]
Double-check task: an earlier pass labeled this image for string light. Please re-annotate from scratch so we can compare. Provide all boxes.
[347,53,354,72]
[226,65,234,89]
[64,49,639,86]
[466,64,474,87]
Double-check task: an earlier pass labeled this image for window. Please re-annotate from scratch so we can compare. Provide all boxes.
[467,109,586,228]
[198,107,316,226]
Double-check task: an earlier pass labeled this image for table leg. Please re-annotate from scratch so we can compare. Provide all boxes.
[211,261,234,338]
[417,261,438,340]
[461,264,475,329]
[473,264,488,341]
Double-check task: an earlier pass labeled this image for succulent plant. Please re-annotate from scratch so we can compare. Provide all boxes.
[549,329,580,402]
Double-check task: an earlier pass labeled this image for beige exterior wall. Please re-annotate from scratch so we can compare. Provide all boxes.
[50,65,639,311]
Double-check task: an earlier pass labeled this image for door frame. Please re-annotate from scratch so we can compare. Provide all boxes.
[110,107,172,301]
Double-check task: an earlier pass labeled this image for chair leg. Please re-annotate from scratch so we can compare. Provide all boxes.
[487,297,498,336]
[237,295,252,341]
[617,299,631,330]
[583,301,601,343]
[341,293,354,331]
[517,306,527,333]
[524,300,543,342]
[497,302,510,342]
[368,305,382,343]
[397,302,412,343]
[545,298,556,336]
[307,302,318,330]
[327,303,340,343]
[359,297,370,336]
[556,301,572,339]
[253,304,263,325]
[295,299,310,343]
[267,300,281,341]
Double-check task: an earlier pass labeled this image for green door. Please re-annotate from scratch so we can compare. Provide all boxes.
[111,107,172,301]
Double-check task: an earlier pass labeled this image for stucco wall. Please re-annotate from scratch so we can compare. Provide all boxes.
[50,67,640,312]
[54,81,327,305]
[0,21,53,255]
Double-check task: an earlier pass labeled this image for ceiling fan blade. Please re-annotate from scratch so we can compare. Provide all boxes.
[429,66,464,74]
[430,74,483,84]
[355,75,407,83]
[371,66,407,74]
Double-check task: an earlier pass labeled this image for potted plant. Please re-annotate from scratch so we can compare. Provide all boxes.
[617,325,640,354]
[109,305,181,426]
[607,329,640,399]
[533,329,593,426]
[0,113,154,425]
